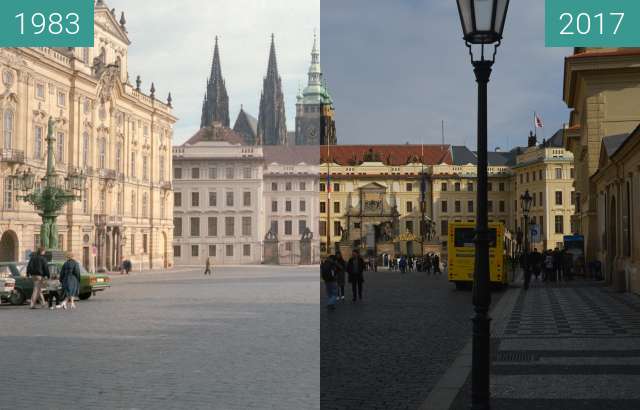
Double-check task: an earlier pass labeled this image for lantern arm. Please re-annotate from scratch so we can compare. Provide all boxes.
[465,40,501,65]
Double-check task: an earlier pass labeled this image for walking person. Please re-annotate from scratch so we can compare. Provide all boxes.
[346,250,365,302]
[335,252,347,301]
[123,259,132,275]
[321,256,338,310]
[59,252,81,310]
[27,247,50,309]
[434,254,441,274]
[204,257,212,275]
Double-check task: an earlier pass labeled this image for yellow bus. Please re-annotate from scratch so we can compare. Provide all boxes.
[447,222,508,290]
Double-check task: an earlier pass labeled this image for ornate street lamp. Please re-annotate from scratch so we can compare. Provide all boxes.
[520,189,533,285]
[456,1,510,409]
[13,117,86,250]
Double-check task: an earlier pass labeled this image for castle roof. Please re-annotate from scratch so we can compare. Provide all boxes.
[321,145,452,166]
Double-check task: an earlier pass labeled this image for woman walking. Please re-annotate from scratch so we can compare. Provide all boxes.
[60,252,81,310]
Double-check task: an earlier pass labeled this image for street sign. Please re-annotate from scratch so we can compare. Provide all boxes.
[530,225,541,243]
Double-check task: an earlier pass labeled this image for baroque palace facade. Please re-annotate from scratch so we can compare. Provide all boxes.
[320,136,576,260]
[563,47,640,294]
[0,2,176,271]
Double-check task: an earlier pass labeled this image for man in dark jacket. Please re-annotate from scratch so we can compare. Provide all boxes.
[346,250,365,302]
[321,256,338,309]
[335,253,347,301]
[26,247,50,309]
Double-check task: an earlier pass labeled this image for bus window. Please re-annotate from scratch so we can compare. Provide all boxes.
[454,227,498,248]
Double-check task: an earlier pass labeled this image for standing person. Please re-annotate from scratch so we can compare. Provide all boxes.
[59,252,81,310]
[26,247,50,309]
[532,248,542,281]
[47,270,62,310]
[346,250,365,302]
[523,252,533,290]
[399,256,407,274]
[204,257,212,275]
[321,256,338,309]
[543,251,554,282]
[434,254,441,274]
[553,248,562,282]
[335,252,347,301]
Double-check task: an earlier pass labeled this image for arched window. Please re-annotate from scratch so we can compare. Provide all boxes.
[3,110,13,150]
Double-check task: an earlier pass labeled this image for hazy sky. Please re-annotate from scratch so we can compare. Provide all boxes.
[108,0,319,144]
[321,0,573,150]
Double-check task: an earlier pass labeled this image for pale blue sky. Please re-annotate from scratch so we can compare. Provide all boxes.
[108,0,319,144]
[321,0,573,150]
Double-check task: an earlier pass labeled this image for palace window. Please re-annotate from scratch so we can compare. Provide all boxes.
[488,201,493,213]
[441,200,448,213]
[191,245,199,257]
[208,168,217,179]
[570,167,575,179]
[499,200,505,213]
[441,182,447,192]
[82,132,89,167]
[3,110,13,150]
[35,83,45,99]
[209,245,216,257]
[243,244,251,257]
[142,193,148,218]
[98,138,106,169]
[320,201,326,213]
[406,183,413,192]
[174,167,182,179]
[499,182,505,192]
[285,220,293,235]
[174,217,182,237]
[242,217,251,236]
[271,220,278,234]
[56,132,65,163]
[441,220,448,236]
[571,191,576,206]
[272,200,278,212]
[319,221,327,236]
[115,143,122,172]
[487,182,492,192]
[190,217,200,237]
[286,200,292,212]
[405,221,414,233]
[300,182,306,191]
[319,183,325,192]
[300,200,306,212]
[174,192,182,207]
[454,182,461,192]
[225,217,235,236]
[555,215,564,234]
[3,177,13,210]
[34,126,43,159]
[191,167,199,179]
[131,192,136,215]
[57,91,66,107]
[286,182,292,191]
[406,201,413,213]
[226,191,234,207]
[333,183,340,192]
[243,168,252,179]
[455,201,461,213]
[555,168,562,179]
[191,192,199,207]
[272,182,278,191]
[209,192,217,207]
[555,191,563,205]
[159,156,165,181]
[225,167,234,179]
[173,245,181,258]
[333,201,340,214]
[243,192,251,207]
[208,217,218,237]
[467,182,473,192]
[539,170,543,180]
[226,245,233,257]
[467,200,474,213]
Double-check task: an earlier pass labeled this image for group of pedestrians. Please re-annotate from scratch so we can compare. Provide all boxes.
[522,247,579,290]
[389,254,441,274]
[26,247,81,310]
[321,250,365,309]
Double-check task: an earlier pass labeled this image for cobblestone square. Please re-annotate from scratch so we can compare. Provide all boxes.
[0,266,318,410]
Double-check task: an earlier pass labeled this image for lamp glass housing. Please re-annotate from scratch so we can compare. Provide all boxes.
[456,0,510,44]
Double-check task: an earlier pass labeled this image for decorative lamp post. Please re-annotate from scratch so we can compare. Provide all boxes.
[13,117,86,250]
[456,1,510,409]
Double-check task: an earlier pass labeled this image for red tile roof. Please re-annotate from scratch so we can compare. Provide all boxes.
[320,145,452,166]
[567,48,640,60]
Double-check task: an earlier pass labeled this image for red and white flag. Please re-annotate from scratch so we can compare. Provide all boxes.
[535,113,544,129]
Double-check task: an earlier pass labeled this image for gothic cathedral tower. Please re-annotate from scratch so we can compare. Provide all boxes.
[295,32,336,145]
[200,37,230,128]
[257,35,288,145]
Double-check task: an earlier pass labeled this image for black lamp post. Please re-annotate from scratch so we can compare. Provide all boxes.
[520,190,533,287]
[456,1,510,409]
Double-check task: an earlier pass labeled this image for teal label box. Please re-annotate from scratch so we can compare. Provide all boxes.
[546,0,640,47]
[0,0,94,47]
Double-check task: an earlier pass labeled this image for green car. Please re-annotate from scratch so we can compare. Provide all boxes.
[1,261,111,306]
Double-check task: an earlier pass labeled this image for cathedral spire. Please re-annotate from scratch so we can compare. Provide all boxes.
[257,34,288,145]
[200,36,230,128]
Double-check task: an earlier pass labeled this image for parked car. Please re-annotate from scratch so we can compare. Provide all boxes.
[0,266,16,304]
[1,261,111,306]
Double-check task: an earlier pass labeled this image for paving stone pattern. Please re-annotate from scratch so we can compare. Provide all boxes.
[321,270,502,410]
[0,266,319,410]
[451,280,640,410]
